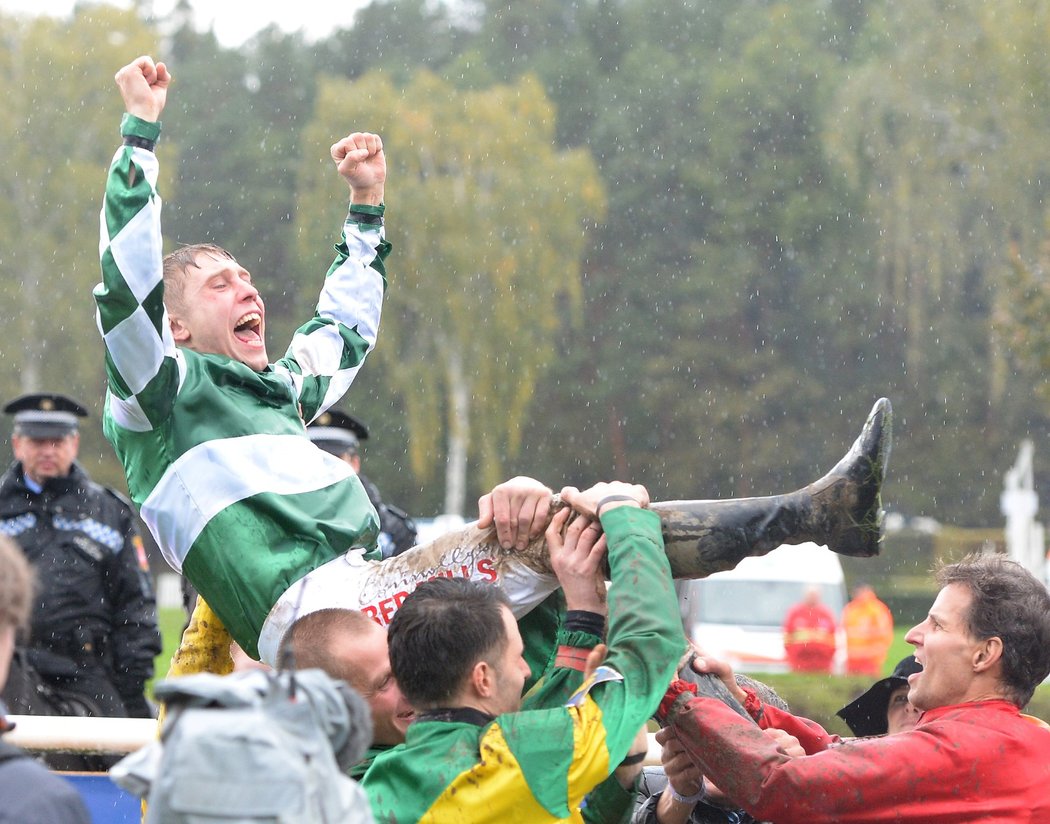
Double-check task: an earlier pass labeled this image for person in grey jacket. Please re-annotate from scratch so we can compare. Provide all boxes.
[0,535,90,823]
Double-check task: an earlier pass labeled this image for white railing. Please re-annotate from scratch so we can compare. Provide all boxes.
[7,713,663,765]
[5,715,156,755]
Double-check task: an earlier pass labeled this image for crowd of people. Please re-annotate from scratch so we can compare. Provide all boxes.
[781,581,895,675]
[1,52,1049,823]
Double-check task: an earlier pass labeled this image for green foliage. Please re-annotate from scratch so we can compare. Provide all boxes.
[159,22,326,351]
[0,8,159,486]
[293,70,605,511]
[488,0,884,502]
[0,7,157,410]
[466,0,1050,523]
[1002,225,1050,407]
[819,0,1050,521]
[317,0,472,84]
[2,0,1050,524]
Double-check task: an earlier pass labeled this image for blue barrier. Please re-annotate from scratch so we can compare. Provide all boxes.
[61,773,140,824]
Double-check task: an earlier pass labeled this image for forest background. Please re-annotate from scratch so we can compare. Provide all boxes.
[2,0,1050,594]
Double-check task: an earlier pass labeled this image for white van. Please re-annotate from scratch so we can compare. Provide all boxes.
[677,542,849,674]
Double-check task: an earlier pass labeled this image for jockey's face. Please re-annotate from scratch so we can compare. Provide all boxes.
[168,252,268,371]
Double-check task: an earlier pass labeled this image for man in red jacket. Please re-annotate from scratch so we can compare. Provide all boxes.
[659,553,1050,823]
[782,586,837,673]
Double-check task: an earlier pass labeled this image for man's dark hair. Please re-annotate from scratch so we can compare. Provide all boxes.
[388,578,511,709]
[937,553,1050,707]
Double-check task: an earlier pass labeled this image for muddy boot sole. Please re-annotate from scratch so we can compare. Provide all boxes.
[804,396,892,558]
[649,397,893,576]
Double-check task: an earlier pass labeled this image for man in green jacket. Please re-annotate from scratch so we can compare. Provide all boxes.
[363,481,686,822]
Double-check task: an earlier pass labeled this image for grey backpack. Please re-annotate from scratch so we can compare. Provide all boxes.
[111,668,374,823]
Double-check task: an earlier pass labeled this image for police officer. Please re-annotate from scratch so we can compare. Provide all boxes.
[0,393,160,719]
[308,409,418,558]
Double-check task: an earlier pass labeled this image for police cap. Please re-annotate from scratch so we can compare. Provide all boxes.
[4,393,88,439]
[308,409,369,457]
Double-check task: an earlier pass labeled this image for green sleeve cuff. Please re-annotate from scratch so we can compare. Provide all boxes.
[598,504,661,535]
[120,113,162,142]
[582,776,635,824]
[557,628,602,649]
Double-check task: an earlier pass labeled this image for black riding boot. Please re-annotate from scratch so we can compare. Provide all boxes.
[375,399,891,582]
[652,397,892,579]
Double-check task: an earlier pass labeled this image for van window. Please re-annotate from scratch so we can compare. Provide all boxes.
[691,580,846,627]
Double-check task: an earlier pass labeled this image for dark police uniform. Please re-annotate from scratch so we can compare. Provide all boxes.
[0,394,160,720]
[308,409,418,558]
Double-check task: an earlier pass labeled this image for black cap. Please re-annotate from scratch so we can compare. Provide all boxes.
[836,655,922,736]
[4,393,88,438]
[308,409,369,457]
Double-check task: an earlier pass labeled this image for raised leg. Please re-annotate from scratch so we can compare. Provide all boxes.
[166,596,234,679]
[654,397,892,577]
[259,399,892,663]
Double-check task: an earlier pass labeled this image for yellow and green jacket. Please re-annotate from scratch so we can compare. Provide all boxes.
[350,609,605,781]
[362,506,685,822]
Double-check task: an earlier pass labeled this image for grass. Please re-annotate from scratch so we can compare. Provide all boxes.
[149,607,187,693]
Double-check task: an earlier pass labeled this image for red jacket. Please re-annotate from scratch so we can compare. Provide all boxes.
[782,602,837,671]
[665,693,1050,822]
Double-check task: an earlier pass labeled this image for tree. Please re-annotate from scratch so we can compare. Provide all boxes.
[1003,225,1050,407]
[485,0,879,502]
[157,19,328,349]
[316,0,473,84]
[822,0,1050,521]
[0,7,157,483]
[293,70,605,514]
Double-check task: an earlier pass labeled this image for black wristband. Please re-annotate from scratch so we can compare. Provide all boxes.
[564,610,606,638]
[347,208,384,225]
[595,494,638,518]
[619,750,647,767]
[123,134,157,152]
